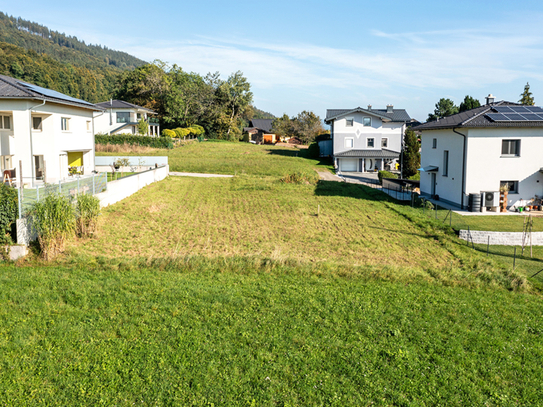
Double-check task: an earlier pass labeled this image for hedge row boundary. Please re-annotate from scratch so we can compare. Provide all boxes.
[95,134,173,149]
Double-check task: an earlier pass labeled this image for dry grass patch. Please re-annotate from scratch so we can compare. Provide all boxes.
[96,143,159,154]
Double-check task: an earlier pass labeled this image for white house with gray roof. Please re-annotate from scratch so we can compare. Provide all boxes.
[325,105,411,173]
[0,74,103,186]
[417,95,543,209]
[94,100,160,136]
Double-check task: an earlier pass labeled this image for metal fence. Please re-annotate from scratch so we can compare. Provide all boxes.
[18,172,107,218]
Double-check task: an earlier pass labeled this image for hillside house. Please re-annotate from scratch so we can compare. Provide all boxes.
[0,74,103,185]
[94,100,160,136]
[325,105,411,172]
[244,119,276,144]
[416,95,543,209]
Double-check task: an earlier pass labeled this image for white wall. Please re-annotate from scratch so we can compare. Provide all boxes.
[0,99,96,185]
[332,111,405,155]
[94,107,149,135]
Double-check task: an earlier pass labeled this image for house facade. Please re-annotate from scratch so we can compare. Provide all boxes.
[0,74,103,186]
[417,98,543,209]
[325,105,411,173]
[243,119,276,144]
[94,100,160,136]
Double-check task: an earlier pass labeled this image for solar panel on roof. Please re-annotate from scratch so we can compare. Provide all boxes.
[519,113,543,121]
[487,113,510,121]
[17,81,95,106]
[505,113,527,121]
[493,106,514,113]
[524,106,543,113]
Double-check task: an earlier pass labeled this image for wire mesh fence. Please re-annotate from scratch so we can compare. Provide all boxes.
[17,172,107,218]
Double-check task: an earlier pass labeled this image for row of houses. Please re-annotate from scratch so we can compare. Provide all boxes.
[326,96,543,210]
[0,74,158,186]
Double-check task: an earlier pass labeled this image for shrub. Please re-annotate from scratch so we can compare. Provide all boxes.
[0,184,17,246]
[307,142,320,159]
[76,194,101,238]
[31,193,76,260]
[378,170,398,185]
[95,134,173,149]
[161,129,176,138]
[280,171,318,185]
[408,172,420,181]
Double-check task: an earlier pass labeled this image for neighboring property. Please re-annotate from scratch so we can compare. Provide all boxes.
[94,100,160,136]
[416,95,543,209]
[325,105,411,173]
[0,74,103,185]
[244,119,277,144]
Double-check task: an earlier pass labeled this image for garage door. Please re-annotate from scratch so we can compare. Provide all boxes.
[340,158,357,172]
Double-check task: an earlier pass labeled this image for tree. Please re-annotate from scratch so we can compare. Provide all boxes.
[137,118,149,135]
[220,71,253,139]
[272,114,295,138]
[427,98,458,121]
[400,128,420,178]
[519,82,535,105]
[459,95,481,113]
[292,111,325,144]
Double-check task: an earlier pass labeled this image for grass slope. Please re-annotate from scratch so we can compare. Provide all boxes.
[0,264,542,405]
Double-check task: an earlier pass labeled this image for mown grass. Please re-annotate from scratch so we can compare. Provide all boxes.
[0,262,542,405]
[98,140,332,177]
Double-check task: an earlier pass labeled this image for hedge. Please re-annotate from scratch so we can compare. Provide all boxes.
[378,170,398,185]
[95,134,173,149]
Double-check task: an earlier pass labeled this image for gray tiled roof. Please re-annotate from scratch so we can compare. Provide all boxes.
[249,119,274,132]
[325,107,411,123]
[0,74,102,111]
[334,148,400,158]
[96,99,156,113]
[414,101,543,130]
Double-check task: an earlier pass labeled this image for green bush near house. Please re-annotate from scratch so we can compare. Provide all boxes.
[0,183,17,245]
[95,134,173,149]
[307,142,320,159]
[161,129,176,138]
[378,170,398,184]
[408,172,420,181]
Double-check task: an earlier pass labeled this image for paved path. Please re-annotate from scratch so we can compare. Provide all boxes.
[169,172,233,178]
[316,171,343,181]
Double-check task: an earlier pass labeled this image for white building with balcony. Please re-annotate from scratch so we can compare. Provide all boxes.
[0,74,103,186]
[94,100,160,136]
[324,105,411,173]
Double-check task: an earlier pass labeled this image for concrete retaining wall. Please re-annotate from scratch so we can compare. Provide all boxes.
[95,165,169,208]
[459,229,543,246]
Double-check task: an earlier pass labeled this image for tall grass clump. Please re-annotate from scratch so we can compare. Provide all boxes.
[280,171,318,185]
[76,193,101,238]
[31,193,75,260]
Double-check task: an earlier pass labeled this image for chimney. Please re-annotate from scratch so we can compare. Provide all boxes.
[386,104,393,113]
[486,94,495,105]
[367,104,372,110]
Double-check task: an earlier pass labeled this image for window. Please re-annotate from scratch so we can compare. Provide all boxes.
[0,115,12,130]
[443,150,449,177]
[381,138,388,148]
[86,120,91,132]
[137,113,142,120]
[0,155,13,171]
[61,117,69,131]
[345,118,354,127]
[345,138,354,148]
[363,117,371,127]
[117,112,130,123]
[432,138,437,149]
[501,139,520,156]
[367,138,374,148]
[32,117,42,131]
[500,180,519,194]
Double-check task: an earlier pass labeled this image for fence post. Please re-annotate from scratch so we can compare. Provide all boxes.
[513,247,517,270]
[487,236,490,256]
[93,173,95,195]
[105,171,108,190]
[58,180,61,194]
[18,187,22,219]
[77,176,80,196]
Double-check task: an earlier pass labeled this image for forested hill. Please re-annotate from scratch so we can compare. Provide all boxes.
[0,12,145,70]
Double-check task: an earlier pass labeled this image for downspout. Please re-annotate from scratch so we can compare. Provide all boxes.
[29,99,46,187]
[453,127,467,209]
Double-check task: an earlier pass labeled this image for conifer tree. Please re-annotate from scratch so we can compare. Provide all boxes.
[401,128,420,178]
[519,82,535,105]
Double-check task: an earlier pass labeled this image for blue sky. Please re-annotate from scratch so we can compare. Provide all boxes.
[3,1,543,121]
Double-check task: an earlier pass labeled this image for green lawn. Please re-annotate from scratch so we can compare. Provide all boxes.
[4,141,543,404]
[0,263,542,405]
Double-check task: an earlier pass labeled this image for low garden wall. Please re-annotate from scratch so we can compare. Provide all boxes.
[459,230,543,246]
[95,165,169,208]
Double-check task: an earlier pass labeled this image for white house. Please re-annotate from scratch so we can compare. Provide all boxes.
[94,100,160,136]
[417,96,543,209]
[324,105,411,173]
[0,74,103,186]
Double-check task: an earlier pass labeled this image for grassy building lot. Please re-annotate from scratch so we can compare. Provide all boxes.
[2,141,542,404]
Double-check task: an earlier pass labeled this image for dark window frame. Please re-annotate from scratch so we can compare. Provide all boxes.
[443,150,449,177]
[500,180,519,194]
[501,139,520,156]
[367,138,375,148]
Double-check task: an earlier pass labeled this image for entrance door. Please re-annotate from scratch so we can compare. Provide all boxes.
[430,172,436,196]
[365,158,373,171]
[34,155,44,180]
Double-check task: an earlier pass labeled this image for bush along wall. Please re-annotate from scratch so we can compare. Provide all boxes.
[378,170,398,185]
[95,134,173,149]
[0,183,18,246]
